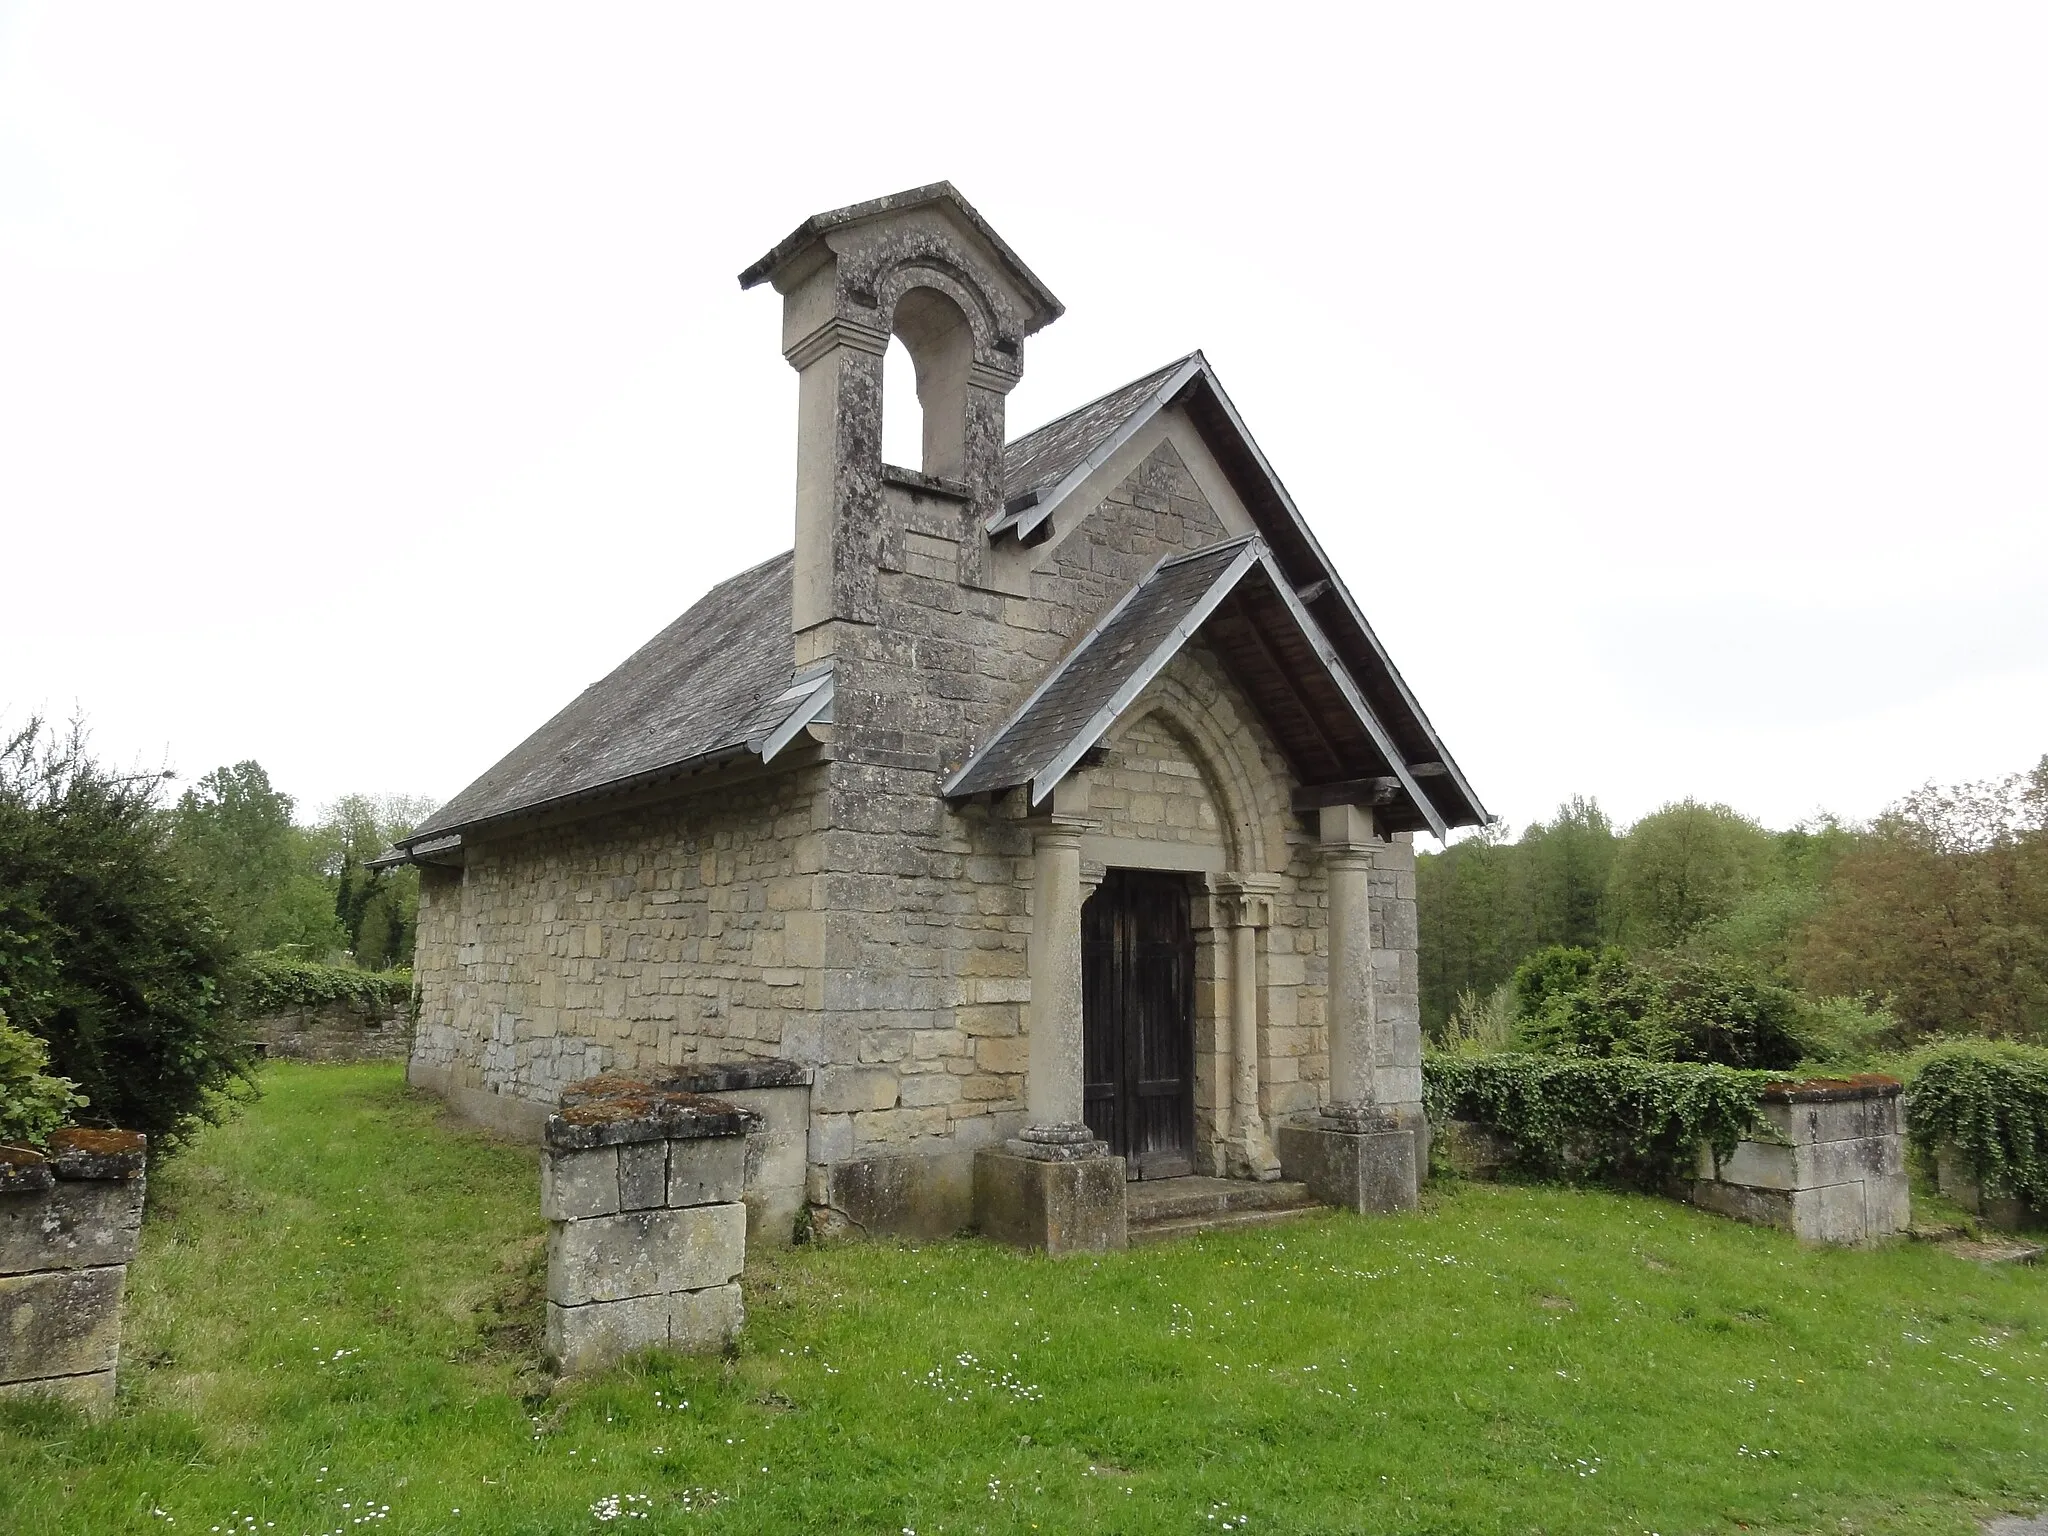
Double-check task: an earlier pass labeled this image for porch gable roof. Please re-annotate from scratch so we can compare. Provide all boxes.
[940,535,1447,837]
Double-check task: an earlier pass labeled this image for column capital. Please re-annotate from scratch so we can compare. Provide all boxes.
[1319,803,1379,850]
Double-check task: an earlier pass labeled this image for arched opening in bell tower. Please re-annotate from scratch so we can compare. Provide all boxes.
[882,285,975,480]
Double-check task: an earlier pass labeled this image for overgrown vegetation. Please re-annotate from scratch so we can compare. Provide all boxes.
[0,1007,85,1146]
[1424,1053,1774,1185]
[7,1063,2047,1535]
[231,954,412,1016]
[1421,755,2048,1057]
[1906,1039,2048,1205]
[169,764,433,971]
[0,720,249,1149]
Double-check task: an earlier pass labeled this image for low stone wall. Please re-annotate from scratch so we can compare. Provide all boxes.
[542,1077,752,1375]
[1933,1145,2042,1231]
[1689,1078,1909,1243]
[250,997,411,1063]
[0,1128,148,1409]
[1435,1075,1910,1245]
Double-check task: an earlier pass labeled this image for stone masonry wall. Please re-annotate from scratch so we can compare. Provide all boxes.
[411,763,825,1109]
[250,997,411,1063]
[411,426,1427,1238]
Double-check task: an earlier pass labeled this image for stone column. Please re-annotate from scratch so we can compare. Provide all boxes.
[973,775,1125,1254]
[1273,804,1418,1213]
[1219,879,1281,1179]
[1012,776,1104,1160]
[1322,841,1380,1126]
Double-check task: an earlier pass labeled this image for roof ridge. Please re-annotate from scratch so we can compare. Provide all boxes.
[1004,352,1203,449]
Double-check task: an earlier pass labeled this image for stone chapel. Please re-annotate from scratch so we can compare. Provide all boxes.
[387,183,1489,1250]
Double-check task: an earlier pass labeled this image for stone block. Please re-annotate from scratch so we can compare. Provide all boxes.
[1863,1172,1912,1236]
[813,1066,900,1114]
[823,1151,973,1240]
[0,1367,115,1409]
[1800,1133,1904,1188]
[667,1136,747,1209]
[972,1149,1127,1255]
[0,1180,146,1276]
[1689,1178,1795,1232]
[669,1283,744,1352]
[0,1266,126,1384]
[1277,1122,1417,1215]
[545,1293,669,1374]
[1436,1120,1513,1181]
[540,1147,620,1221]
[546,1204,745,1306]
[1712,1139,1798,1191]
[618,1143,669,1212]
[1790,1182,1872,1245]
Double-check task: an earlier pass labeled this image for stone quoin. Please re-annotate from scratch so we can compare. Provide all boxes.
[382,184,1488,1248]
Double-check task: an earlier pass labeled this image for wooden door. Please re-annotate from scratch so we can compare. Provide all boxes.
[1082,869,1196,1180]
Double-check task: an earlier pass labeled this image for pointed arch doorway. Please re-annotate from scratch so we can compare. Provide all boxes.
[1081,869,1197,1180]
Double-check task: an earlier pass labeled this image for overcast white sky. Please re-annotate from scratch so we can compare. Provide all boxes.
[3,3,2043,843]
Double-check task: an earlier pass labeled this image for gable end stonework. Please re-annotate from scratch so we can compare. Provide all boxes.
[401,185,1480,1243]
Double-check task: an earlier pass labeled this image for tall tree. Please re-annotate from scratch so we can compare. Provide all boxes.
[170,762,343,956]
[1523,796,1616,951]
[1795,760,2048,1040]
[1608,799,1773,950]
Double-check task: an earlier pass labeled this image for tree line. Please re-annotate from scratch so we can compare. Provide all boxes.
[1418,755,2048,1051]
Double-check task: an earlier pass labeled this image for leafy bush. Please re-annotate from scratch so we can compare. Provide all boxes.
[1905,1040,2048,1204]
[1507,947,1803,1070]
[1510,945,1601,1021]
[0,719,251,1150]
[1788,994,1900,1067]
[1423,1053,1775,1186]
[1657,956,1804,1069]
[232,954,412,1016]
[0,1007,86,1146]
[1513,948,1677,1060]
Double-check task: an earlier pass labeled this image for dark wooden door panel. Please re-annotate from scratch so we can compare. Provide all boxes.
[1080,869,1195,1180]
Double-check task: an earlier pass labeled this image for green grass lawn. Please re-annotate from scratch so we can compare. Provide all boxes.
[5,1063,2047,1535]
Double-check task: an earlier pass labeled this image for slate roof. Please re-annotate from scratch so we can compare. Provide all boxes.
[397,353,1487,854]
[998,355,1196,519]
[405,552,796,843]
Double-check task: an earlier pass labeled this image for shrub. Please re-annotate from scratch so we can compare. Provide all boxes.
[1788,994,1900,1067]
[1423,1053,1774,1186]
[0,1007,85,1146]
[1904,1040,2048,1204]
[0,719,250,1150]
[1657,956,1804,1070]
[1510,945,1601,1020]
[1433,982,1518,1057]
[232,953,412,1016]
[1513,949,1677,1060]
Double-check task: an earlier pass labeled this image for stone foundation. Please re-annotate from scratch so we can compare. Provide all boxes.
[1277,1119,1419,1215]
[1689,1077,1909,1244]
[0,1129,148,1410]
[972,1148,1127,1254]
[541,1078,752,1375]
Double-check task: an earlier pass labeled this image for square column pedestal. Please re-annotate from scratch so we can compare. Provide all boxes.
[973,1146,1127,1255]
[1277,1112,1419,1216]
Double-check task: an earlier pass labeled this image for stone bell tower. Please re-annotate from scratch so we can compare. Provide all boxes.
[739,184,1064,655]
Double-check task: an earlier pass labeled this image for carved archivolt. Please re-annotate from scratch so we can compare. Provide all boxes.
[1106,653,1289,877]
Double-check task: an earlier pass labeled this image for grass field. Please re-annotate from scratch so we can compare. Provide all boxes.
[4,1063,2047,1535]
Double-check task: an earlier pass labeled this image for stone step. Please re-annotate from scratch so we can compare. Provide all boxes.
[1125,1175,1316,1226]
[1129,1203,1326,1246]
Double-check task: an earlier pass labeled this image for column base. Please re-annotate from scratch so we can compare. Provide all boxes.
[1277,1119,1419,1215]
[1005,1122,1110,1162]
[973,1147,1127,1254]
